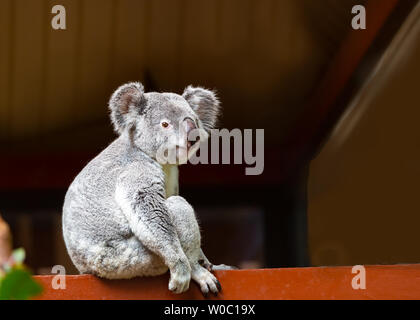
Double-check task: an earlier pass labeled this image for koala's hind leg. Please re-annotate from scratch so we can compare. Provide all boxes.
[165,196,201,260]
[166,196,221,296]
[198,249,238,271]
[80,236,168,279]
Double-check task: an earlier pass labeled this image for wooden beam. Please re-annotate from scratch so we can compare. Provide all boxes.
[34,264,420,300]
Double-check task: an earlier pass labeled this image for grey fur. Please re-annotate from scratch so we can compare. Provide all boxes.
[63,82,232,295]
[182,86,220,133]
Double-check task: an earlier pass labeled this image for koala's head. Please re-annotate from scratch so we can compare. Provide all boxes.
[109,82,220,165]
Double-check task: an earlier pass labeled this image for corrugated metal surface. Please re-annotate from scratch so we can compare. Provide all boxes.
[0,0,363,145]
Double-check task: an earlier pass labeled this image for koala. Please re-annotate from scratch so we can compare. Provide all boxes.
[62,82,233,296]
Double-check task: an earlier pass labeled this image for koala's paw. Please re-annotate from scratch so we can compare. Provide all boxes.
[168,260,191,294]
[191,264,221,297]
[212,264,238,271]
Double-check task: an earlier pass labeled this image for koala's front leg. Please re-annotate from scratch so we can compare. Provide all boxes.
[165,196,221,296]
[116,171,191,294]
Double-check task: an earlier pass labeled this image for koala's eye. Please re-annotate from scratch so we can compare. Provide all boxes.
[161,121,169,128]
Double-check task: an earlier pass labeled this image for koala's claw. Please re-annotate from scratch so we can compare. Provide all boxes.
[216,279,222,291]
[192,265,220,297]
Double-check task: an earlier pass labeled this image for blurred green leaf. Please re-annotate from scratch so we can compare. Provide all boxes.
[0,268,43,300]
[11,248,25,265]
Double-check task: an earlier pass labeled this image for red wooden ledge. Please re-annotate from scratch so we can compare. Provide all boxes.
[34,265,420,300]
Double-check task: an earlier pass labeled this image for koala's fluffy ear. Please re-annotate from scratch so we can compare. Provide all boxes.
[109,82,146,134]
[182,86,220,132]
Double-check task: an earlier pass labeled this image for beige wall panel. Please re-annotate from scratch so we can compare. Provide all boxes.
[308,15,420,266]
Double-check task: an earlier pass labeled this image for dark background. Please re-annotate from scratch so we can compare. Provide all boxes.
[0,0,419,274]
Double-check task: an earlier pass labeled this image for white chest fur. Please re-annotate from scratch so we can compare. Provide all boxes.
[162,165,179,198]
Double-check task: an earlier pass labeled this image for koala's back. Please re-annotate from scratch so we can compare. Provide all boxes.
[63,137,141,250]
